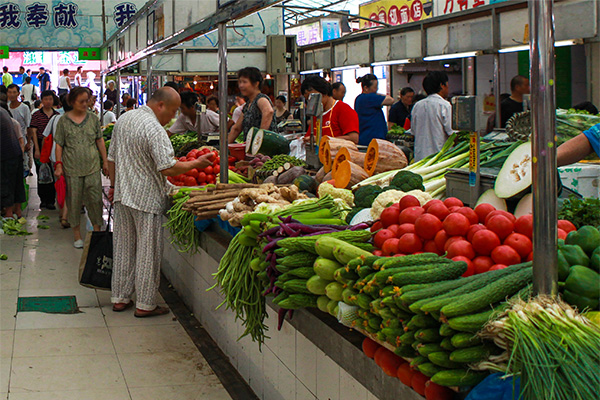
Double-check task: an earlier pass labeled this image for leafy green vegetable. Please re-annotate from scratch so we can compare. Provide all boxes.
[0,254,7,260]
[36,215,49,220]
[354,185,383,208]
[1,218,32,236]
[390,170,425,192]
[259,155,306,171]
[387,124,406,136]
[38,225,50,230]
[558,195,600,229]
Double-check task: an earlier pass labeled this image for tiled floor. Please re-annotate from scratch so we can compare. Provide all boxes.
[0,180,231,400]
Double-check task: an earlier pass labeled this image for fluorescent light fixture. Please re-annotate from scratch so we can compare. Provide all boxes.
[299,69,323,75]
[423,51,480,61]
[499,39,582,53]
[371,59,411,67]
[331,64,362,71]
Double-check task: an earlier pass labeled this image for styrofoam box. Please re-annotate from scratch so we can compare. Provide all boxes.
[558,163,600,199]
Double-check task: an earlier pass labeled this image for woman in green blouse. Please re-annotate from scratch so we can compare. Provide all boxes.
[54,87,109,248]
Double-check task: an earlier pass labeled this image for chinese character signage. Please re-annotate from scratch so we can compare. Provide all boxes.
[433,0,509,17]
[359,0,433,29]
[322,19,341,42]
[0,1,146,49]
[287,21,322,46]
[79,47,101,60]
[0,46,9,59]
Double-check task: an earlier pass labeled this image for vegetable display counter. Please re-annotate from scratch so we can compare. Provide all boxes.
[161,221,423,400]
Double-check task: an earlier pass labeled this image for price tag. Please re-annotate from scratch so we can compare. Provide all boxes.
[469,132,477,187]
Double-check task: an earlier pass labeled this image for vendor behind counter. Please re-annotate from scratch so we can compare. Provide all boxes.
[300,76,359,144]
[354,74,395,146]
[166,91,219,137]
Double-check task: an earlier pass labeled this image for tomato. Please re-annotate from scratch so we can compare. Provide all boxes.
[557,219,576,233]
[485,209,516,225]
[443,197,464,208]
[425,380,454,400]
[197,172,207,183]
[370,221,383,233]
[393,253,406,257]
[374,229,395,249]
[423,240,442,255]
[178,156,187,162]
[378,350,404,377]
[188,149,199,158]
[504,233,532,258]
[189,169,199,179]
[452,256,475,277]
[167,177,174,184]
[228,166,235,171]
[374,347,393,367]
[380,207,401,228]
[228,156,237,164]
[489,264,508,271]
[486,215,514,240]
[426,202,450,221]
[434,230,449,252]
[397,363,415,386]
[397,223,416,237]
[457,207,479,225]
[362,337,380,359]
[444,236,464,252]
[204,166,214,175]
[382,238,400,256]
[206,173,215,182]
[399,195,421,210]
[514,214,533,238]
[474,203,496,223]
[386,224,401,237]
[214,165,221,174]
[423,199,443,211]
[411,372,429,396]
[473,256,494,274]
[467,224,487,242]
[183,176,196,186]
[175,181,184,186]
[389,203,401,209]
[373,250,384,256]
[557,228,567,240]
[447,240,475,259]
[214,156,221,164]
[443,213,471,237]
[471,229,501,256]
[491,245,521,265]
[526,251,533,261]
[414,214,443,240]
[398,233,423,254]
[398,207,425,225]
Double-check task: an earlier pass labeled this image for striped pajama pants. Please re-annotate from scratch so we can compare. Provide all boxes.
[111,202,164,311]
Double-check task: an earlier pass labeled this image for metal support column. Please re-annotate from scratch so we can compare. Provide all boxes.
[529,0,558,296]
[493,53,501,129]
[147,55,153,101]
[116,70,121,116]
[218,22,229,184]
[100,73,105,119]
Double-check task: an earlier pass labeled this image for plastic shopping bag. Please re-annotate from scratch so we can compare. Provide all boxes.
[54,176,66,208]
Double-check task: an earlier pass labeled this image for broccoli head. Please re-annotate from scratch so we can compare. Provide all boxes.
[390,170,425,192]
[354,185,384,208]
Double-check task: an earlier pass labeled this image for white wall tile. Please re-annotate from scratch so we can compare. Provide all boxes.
[339,368,368,400]
[277,319,296,374]
[277,362,296,400]
[264,307,279,354]
[316,348,340,400]
[263,347,280,400]
[248,342,264,399]
[295,333,317,394]
[296,380,317,400]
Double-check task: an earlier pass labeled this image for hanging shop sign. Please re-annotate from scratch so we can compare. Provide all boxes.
[359,0,433,29]
[0,1,146,49]
[433,0,509,17]
[288,19,342,46]
[0,46,9,59]
[79,47,102,61]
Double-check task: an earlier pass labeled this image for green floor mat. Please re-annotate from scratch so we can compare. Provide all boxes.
[17,296,79,314]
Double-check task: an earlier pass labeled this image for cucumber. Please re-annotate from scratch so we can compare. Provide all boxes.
[394,344,417,358]
[399,283,436,294]
[372,253,445,270]
[379,285,398,298]
[414,263,531,314]
[451,332,482,349]
[410,356,429,369]
[356,293,372,310]
[373,264,442,286]
[382,327,404,339]
[400,273,484,304]
[428,352,462,368]
[417,343,444,357]
[415,328,442,343]
[367,316,382,330]
[440,267,533,318]
[399,331,416,345]
[357,266,375,278]
[325,282,344,301]
[314,236,341,259]
[287,267,316,279]
[339,267,360,281]
[450,345,495,364]
[316,295,329,312]
[369,298,384,315]
[431,369,488,387]
[278,230,372,254]
[279,252,318,268]
[391,262,467,287]
[439,323,456,337]
[418,362,444,377]
[351,317,365,329]
[273,291,289,305]
[378,308,396,321]
[282,279,311,294]
[361,281,380,297]
[406,314,439,330]
[313,257,342,281]
[332,240,373,265]
[382,318,402,330]
[381,295,396,308]
[440,337,456,351]
[342,288,357,305]
[276,264,291,274]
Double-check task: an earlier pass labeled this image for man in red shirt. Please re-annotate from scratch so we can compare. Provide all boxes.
[301,76,359,144]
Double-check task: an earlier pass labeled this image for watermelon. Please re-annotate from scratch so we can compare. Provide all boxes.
[250,129,290,157]
[494,142,532,199]
[476,189,508,211]
[294,175,318,193]
[245,127,258,153]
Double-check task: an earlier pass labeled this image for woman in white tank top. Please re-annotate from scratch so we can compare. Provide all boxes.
[58,68,71,96]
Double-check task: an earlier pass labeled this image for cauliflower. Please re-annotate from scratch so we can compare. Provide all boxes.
[370,190,405,219]
[406,190,432,205]
[317,182,354,207]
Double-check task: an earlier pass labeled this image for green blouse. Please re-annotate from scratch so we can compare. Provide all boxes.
[54,111,102,177]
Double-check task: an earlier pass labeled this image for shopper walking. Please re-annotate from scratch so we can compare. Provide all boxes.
[411,71,454,161]
[2,67,13,87]
[228,67,277,143]
[21,77,36,109]
[108,87,214,317]
[53,87,108,248]
[37,67,51,92]
[74,66,83,87]
[57,69,72,96]
[105,81,118,104]
[30,90,59,209]
[500,75,530,128]
[354,74,395,146]
[102,100,117,126]
[388,87,415,129]
[1,107,26,219]
[19,66,27,83]
[6,84,32,175]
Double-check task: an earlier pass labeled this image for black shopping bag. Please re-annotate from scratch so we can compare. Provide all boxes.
[79,208,113,290]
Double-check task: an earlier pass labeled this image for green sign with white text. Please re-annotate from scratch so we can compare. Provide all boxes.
[78,47,101,60]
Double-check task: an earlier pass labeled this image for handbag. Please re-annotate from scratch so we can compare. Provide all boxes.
[79,207,113,290]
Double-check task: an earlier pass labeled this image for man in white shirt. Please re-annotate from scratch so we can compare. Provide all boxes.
[7,84,33,175]
[411,71,454,161]
[102,100,117,126]
[166,91,219,137]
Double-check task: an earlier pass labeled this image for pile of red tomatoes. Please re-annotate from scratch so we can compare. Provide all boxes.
[167,148,237,187]
[371,196,577,276]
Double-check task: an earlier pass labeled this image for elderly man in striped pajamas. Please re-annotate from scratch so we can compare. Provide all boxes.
[107,87,213,317]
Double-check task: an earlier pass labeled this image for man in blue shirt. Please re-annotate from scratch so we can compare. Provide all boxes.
[37,67,51,92]
[557,122,600,166]
[354,74,394,146]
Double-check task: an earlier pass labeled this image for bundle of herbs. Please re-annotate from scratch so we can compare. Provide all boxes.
[558,195,600,229]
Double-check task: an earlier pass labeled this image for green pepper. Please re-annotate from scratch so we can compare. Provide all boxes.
[590,247,600,273]
[564,265,600,299]
[557,250,570,281]
[563,290,599,311]
[566,225,600,256]
[560,244,590,267]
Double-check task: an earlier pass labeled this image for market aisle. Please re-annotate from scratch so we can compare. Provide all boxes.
[0,179,232,400]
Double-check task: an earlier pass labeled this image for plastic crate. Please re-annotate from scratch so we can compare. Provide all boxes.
[558,163,600,199]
